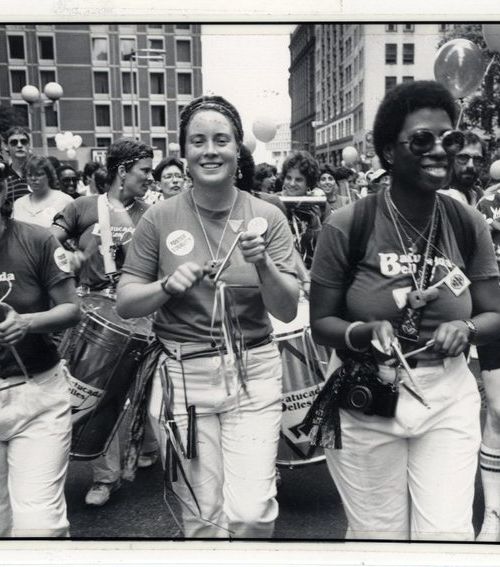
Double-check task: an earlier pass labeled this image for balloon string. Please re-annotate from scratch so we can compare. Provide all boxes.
[456,99,465,129]
[483,53,498,81]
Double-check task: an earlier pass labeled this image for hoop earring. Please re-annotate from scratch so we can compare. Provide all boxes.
[237,166,243,180]
[119,176,125,191]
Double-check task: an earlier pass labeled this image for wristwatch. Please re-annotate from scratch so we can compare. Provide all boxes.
[461,319,477,343]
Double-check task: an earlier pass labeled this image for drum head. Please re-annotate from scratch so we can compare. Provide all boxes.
[82,293,151,338]
[269,298,309,338]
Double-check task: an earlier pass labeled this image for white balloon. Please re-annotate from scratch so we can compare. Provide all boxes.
[252,116,277,143]
[73,135,83,149]
[66,148,76,159]
[55,132,64,143]
[243,133,257,153]
[56,140,66,152]
[342,146,359,165]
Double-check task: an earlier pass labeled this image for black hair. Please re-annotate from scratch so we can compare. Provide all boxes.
[105,138,154,184]
[83,161,101,184]
[461,131,487,157]
[26,155,58,189]
[235,144,255,193]
[3,126,31,144]
[332,166,353,181]
[253,162,278,193]
[373,80,457,171]
[319,163,336,177]
[93,167,108,194]
[56,164,77,180]
[281,151,319,190]
[153,156,185,182]
[179,95,243,158]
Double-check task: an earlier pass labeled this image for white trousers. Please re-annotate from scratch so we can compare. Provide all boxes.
[0,362,71,537]
[325,355,481,541]
[148,341,283,538]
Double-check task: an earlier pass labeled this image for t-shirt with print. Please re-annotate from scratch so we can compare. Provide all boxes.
[122,189,297,343]
[311,192,499,348]
[13,189,74,228]
[53,195,149,290]
[477,191,500,265]
[0,220,74,377]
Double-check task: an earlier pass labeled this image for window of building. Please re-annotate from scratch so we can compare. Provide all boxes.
[403,43,415,64]
[47,136,56,148]
[12,103,29,127]
[438,24,448,32]
[10,69,26,94]
[151,105,166,127]
[38,36,54,60]
[96,136,112,147]
[121,71,138,95]
[403,24,415,32]
[95,104,111,127]
[120,38,136,61]
[177,72,192,95]
[175,24,191,30]
[92,37,108,62]
[149,72,165,95]
[123,104,139,128]
[386,24,397,32]
[45,105,58,128]
[385,76,397,92]
[385,43,397,64]
[176,39,191,63]
[93,71,110,95]
[151,137,167,157]
[402,75,414,83]
[40,69,56,87]
[148,24,164,30]
[8,35,25,60]
[148,37,164,52]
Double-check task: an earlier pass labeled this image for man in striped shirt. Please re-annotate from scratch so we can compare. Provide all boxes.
[2,126,32,205]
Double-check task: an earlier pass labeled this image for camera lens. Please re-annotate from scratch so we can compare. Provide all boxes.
[348,385,373,410]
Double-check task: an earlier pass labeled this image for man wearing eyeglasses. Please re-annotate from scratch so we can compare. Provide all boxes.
[440,132,486,207]
[1,126,32,206]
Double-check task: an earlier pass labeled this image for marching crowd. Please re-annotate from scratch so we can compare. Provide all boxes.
[2,80,500,541]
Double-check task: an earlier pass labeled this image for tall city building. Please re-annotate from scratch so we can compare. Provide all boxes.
[290,23,450,166]
[265,122,291,170]
[0,24,202,162]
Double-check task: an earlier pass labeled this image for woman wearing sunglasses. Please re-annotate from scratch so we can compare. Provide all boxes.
[309,80,500,540]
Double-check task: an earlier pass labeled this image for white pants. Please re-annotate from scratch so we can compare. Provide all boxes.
[0,362,72,537]
[325,355,481,541]
[148,341,283,538]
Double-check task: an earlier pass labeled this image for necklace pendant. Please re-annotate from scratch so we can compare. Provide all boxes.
[408,289,427,309]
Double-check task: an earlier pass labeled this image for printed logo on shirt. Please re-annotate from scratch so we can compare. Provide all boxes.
[378,252,453,277]
[166,230,194,256]
[92,223,135,245]
[0,272,14,303]
[54,247,72,273]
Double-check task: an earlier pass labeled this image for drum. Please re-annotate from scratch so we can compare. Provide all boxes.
[270,299,339,467]
[59,293,152,460]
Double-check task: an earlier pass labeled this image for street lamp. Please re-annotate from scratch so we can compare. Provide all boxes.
[124,49,166,140]
[21,82,63,156]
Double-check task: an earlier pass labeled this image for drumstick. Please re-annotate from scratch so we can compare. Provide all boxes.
[391,340,430,409]
[403,340,435,360]
[213,233,243,284]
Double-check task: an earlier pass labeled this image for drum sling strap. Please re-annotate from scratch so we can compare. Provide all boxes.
[97,194,118,277]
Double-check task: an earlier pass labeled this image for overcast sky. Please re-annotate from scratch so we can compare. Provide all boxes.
[201,24,295,163]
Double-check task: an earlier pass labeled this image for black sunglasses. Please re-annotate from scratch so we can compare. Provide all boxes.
[399,129,465,157]
[455,154,486,167]
[61,177,77,184]
[8,138,29,147]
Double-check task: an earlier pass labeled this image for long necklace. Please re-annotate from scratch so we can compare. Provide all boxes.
[105,193,135,212]
[191,189,238,261]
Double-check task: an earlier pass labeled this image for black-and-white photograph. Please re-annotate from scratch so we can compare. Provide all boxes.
[2,16,500,563]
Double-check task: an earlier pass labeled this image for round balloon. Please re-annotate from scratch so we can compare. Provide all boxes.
[490,160,500,181]
[243,133,257,153]
[483,24,500,53]
[66,148,76,159]
[434,39,485,99]
[72,135,83,149]
[252,116,277,143]
[342,146,359,165]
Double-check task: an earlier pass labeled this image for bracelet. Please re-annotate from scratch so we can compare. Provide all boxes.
[160,274,172,296]
[344,321,367,352]
[461,319,478,343]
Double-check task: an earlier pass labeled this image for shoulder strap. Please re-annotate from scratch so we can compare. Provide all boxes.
[97,194,117,275]
[438,194,476,269]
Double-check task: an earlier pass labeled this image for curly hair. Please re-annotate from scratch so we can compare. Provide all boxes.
[254,162,277,193]
[153,156,185,182]
[3,126,31,145]
[332,166,354,181]
[106,138,154,184]
[319,163,336,178]
[281,151,320,190]
[373,80,457,171]
[26,155,58,189]
[179,95,243,158]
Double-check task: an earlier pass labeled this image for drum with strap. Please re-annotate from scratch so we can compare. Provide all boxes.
[59,292,152,460]
[270,297,339,467]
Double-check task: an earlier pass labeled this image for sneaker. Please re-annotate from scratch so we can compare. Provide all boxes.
[137,450,159,469]
[476,509,500,542]
[85,481,121,507]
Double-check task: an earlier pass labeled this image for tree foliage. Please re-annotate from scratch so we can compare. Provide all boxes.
[441,24,500,144]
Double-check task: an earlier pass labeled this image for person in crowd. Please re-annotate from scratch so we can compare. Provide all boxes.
[254,163,278,194]
[332,165,359,204]
[318,163,349,213]
[79,161,107,196]
[2,126,32,205]
[366,168,390,196]
[0,174,80,537]
[153,156,186,201]
[116,95,298,538]
[439,132,486,206]
[57,165,80,200]
[12,156,73,228]
[280,151,323,271]
[308,80,500,541]
[51,138,158,506]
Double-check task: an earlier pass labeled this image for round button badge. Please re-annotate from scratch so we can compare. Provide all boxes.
[247,216,268,236]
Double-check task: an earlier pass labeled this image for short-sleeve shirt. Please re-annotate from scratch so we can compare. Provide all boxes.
[0,220,74,377]
[122,189,297,343]
[52,195,149,290]
[311,193,499,345]
[4,165,30,205]
[477,191,500,261]
[13,189,74,228]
